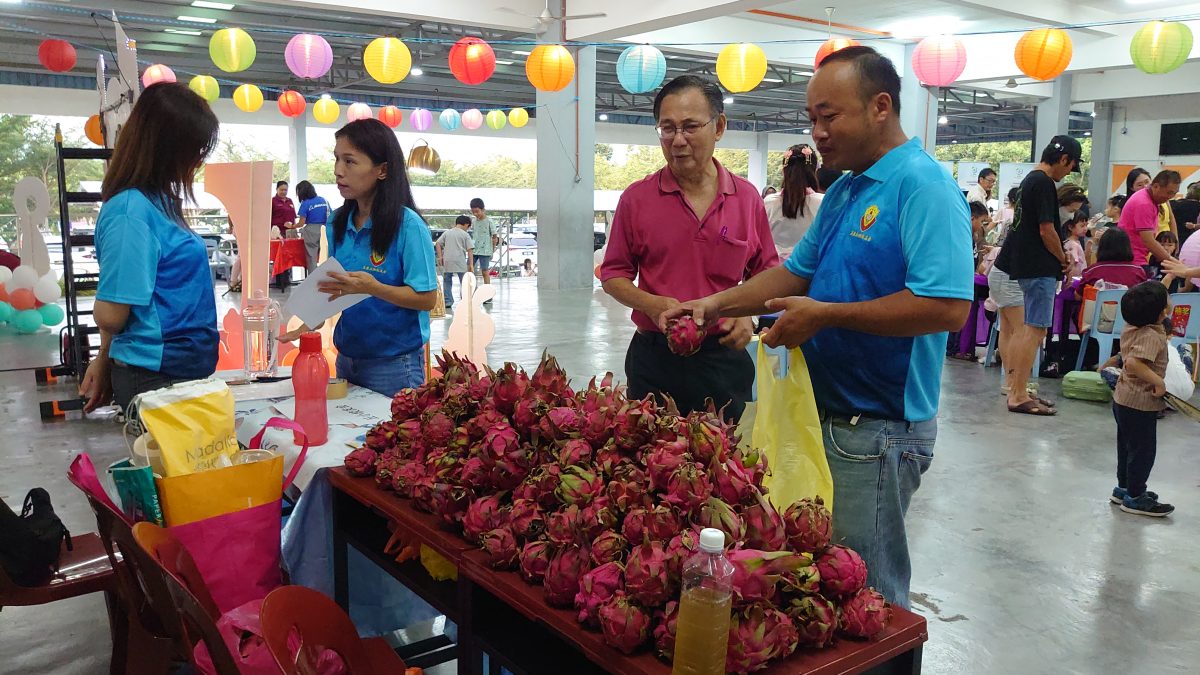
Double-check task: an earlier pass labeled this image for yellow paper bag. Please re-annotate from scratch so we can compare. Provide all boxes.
[132,378,238,477]
[156,454,284,526]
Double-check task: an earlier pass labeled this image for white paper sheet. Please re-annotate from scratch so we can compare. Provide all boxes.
[270,385,393,427]
[282,257,369,327]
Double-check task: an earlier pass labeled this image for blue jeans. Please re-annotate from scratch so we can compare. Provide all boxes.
[336,349,425,397]
[443,271,464,306]
[1017,276,1057,328]
[821,412,937,609]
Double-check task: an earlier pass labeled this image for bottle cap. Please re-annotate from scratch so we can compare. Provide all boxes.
[299,332,322,353]
[699,527,725,553]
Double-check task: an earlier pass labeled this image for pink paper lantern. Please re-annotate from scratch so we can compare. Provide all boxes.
[285,33,333,79]
[461,108,484,130]
[911,35,967,87]
[347,102,373,122]
[411,108,433,131]
[141,64,176,88]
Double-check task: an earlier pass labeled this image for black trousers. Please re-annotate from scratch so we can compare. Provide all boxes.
[1112,402,1158,497]
[625,331,753,422]
[112,361,190,412]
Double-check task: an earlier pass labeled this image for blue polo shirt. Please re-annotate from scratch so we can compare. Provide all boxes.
[95,189,218,377]
[327,205,437,359]
[298,196,329,225]
[785,138,973,422]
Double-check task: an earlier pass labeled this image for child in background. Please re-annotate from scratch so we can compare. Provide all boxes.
[1110,281,1173,517]
[1063,213,1088,279]
[1087,195,1126,264]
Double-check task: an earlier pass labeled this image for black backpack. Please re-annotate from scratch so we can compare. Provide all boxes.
[0,488,72,587]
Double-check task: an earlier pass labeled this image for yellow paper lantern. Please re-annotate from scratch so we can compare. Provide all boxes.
[313,97,340,125]
[526,45,575,92]
[233,84,263,112]
[1014,28,1073,81]
[508,107,529,128]
[485,110,507,130]
[363,37,411,84]
[209,27,256,73]
[188,75,220,102]
[1130,21,1194,75]
[84,115,104,146]
[716,43,767,93]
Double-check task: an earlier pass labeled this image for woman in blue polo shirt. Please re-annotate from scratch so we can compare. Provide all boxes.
[295,180,329,273]
[282,119,437,396]
[80,82,221,412]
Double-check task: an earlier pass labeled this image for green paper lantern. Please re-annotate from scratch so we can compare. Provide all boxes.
[209,27,256,73]
[13,309,42,334]
[38,303,65,326]
[189,75,220,102]
[1130,21,1193,75]
[485,109,507,130]
[0,300,13,324]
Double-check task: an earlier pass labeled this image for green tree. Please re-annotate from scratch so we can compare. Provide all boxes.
[934,138,1092,192]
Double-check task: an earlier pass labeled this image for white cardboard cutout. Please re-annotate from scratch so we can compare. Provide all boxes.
[13,177,52,276]
[443,273,495,366]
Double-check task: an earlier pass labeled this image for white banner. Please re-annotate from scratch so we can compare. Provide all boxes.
[998,162,1037,201]
[957,162,992,190]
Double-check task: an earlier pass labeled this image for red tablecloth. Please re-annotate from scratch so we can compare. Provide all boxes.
[270,238,307,274]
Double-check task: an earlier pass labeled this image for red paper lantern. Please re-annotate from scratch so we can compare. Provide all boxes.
[378,105,403,128]
[911,35,967,87]
[815,38,859,68]
[277,90,306,118]
[38,39,76,73]
[448,37,496,85]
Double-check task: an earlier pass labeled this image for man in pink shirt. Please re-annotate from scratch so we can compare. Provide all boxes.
[1120,170,1182,266]
[601,75,779,420]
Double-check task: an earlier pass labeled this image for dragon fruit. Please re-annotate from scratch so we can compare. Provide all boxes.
[782,496,833,554]
[390,461,430,498]
[512,394,549,433]
[428,483,471,525]
[816,545,867,598]
[482,527,519,569]
[422,411,456,449]
[741,488,787,552]
[515,463,561,510]
[839,587,891,639]
[726,604,799,674]
[685,413,731,465]
[606,477,648,513]
[574,561,625,628]
[530,351,573,400]
[344,447,378,476]
[598,592,651,655]
[462,494,507,544]
[480,422,521,465]
[539,406,582,441]
[373,453,404,490]
[779,553,820,596]
[365,421,398,451]
[625,539,673,607]
[666,315,707,356]
[557,439,594,467]
[395,419,423,446]
[488,448,533,491]
[651,601,679,660]
[488,363,530,415]
[622,507,648,544]
[662,462,712,513]
[555,466,604,506]
[459,457,490,491]
[519,540,553,584]
[645,439,690,492]
[468,374,491,401]
[784,594,838,648]
[390,388,422,420]
[464,408,507,441]
[643,504,683,541]
[579,497,619,541]
[581,408,616,449]
[592,444,625,477]
[697,497,745,544]
[507,499,545,541]
[734,446,769,488]
[590,531,629,566]
[664,528,701,580]
[709,456,755,506]
[727,549,800,605]
[612,398,656,452]
[545,505,585,546]
[544,545,591,607]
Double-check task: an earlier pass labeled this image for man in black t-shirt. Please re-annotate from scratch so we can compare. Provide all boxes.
[1171,182,1200,247]
[994,135,1082,415]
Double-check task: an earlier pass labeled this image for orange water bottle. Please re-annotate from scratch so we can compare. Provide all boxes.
[671,527,734,675]
[292,332,329,445]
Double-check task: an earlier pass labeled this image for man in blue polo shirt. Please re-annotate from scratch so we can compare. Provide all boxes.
[665,46,973,607]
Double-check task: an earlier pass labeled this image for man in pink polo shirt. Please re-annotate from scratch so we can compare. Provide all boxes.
[1121,170,1182,267]
[600,75,779,420]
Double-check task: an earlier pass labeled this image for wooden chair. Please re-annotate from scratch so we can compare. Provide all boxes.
[260,585,409,674]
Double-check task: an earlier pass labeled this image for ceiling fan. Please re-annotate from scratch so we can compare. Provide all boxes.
[499,0,607,34]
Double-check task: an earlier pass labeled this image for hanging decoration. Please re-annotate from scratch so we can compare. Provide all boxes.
[347,102,373,122]
[84,115,104,146]
[410,108,433,131]
[277,90,306,118]
[814,38,859,68]
[378,105,403,128]
[508,107,530,128]
[911,35,967,87]
[485,110,507,130]
[285,33,334,79]
[408,140,441,175]
[449,37,497,85]
[363,37,411,84]
[1014,28,1072,81]
[439,108,462,131]
[462,108,484,130]
[233,83,264,112]
[716,43,767,93]
[1130,21,1193,75]
[38,39,76,72]
[188,75,220,102]
[616,45,666,94]
[526,45,575,92]
[209,27,256,73]
[141,64,176,88]
[313,97,341,125]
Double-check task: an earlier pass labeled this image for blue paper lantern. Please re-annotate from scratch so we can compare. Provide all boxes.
[439,108,461,131]
[616,45,666,94]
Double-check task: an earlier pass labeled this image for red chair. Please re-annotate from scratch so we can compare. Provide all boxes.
[260,585,410,674]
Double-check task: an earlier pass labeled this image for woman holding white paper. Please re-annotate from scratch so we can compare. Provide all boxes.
[280,119,438,396]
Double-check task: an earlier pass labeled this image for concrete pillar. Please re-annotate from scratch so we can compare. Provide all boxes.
[536,45,597,291]
[748,131,770,191]
[289,113,308,186]
[898,43,938,154]
[1088,101,1113,201]
[1034,74,1072,158]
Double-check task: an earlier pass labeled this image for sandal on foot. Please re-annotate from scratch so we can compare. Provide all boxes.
[1008,400,1057,416]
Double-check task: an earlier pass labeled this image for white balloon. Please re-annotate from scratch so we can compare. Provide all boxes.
[0,267,10,286]
[34,276,61,304]
[10,265,38,290]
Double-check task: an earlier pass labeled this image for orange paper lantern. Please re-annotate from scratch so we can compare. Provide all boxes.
[378,105,403,128]
[526,45,575,92]
[449,37,496,85]
[815,38,859,68]
[1014,28,1073,81]
[277,90,306,118]
[84,115,104,146]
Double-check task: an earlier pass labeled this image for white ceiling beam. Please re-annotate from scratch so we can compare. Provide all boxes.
[250,0,546,34]
[563,0,780,42]
[1073,61,1200,102]
[937,0,1120,37]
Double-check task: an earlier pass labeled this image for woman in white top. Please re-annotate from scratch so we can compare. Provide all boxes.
[764,144,823,257]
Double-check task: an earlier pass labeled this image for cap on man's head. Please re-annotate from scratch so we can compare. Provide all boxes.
[1046,134,1083,173]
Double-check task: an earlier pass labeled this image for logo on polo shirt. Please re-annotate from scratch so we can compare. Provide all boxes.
[860,205,879,232]
[370,250,386,267]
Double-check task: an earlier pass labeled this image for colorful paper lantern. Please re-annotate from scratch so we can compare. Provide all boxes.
[814,38,859,68]
[1130,21,1193,75]
[231,84,263,113]
[38,39,76,72]
[277,90,306,118]
[616,45,666,94]
[142,64,176,88]
[911,35,967,87]
[189,75,220,102]
[1014,28,1072,81]
[378,105,403,128]
[439,108,461,131]
[209,27,256,73]
[462,108,484,130]
[83,115,104,146]
[363,37,411,84]
[408,141,441,175]
[347,102,373,122]
[313,97,340,125]
[485,110,507,130]
[448,37,496,85]
[526,45,575,92]
[410,108,433,132]
[508,108,529,128]
[716,43,767,93]
[285,33,333,79]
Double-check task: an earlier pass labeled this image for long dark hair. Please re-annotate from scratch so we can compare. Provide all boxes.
[1095,227,1134,263]
[1124,167,1150,196]
[330,119,421,256]
[295,180,317,201]
[781,144,819,219]
[101,82,219,221]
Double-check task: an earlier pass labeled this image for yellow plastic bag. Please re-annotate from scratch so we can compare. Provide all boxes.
[750,340,834,511]
[420,544,459,581]
[156,454,284,526]
[132,378,238,477]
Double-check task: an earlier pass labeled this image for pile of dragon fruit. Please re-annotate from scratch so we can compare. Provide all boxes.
[344,351,892,673]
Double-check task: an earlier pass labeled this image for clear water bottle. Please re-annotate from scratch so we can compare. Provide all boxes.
[672,528,735,675]
[242,289,280,379]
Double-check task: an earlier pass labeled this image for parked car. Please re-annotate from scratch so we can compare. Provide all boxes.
[492,235,537,273]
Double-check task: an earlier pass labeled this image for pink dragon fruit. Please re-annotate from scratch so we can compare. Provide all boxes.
[488,447,533,491]
[782,496,833,554]
[468,374,491,401]
[544,545,591,607]
[666,315,707,357]
[726,604,799,674]
[779,553,820,596]
[625,539,674,607]
[593,444,627,478]
[555,466,604,506]
[784,594,838,648]
[344,447,378,476]
[365,421,398,451]
[422,411,455,449]
[390,461,430,498]
[662,462,712,513]
[480,422,521,465]
[643,504,683,541]
[580,408,616,449]
[606,476,649,513]
[727,549,800,605]
[598,591,651,654]
[395,419,423,446]
[574,561,625,628]
[530,351,573,400]
[488,363,530,415]
[651,600,679,660]
[519,464,563,510]
[373,453,404,490]
[428,483,471,525]
[645,438,690,492]
[697,497,745,544]
[839,587,892,639]
[390,388,422,421]
[482,527,519,569]
[612,398,656,452]
[538,406,582,441]
[664,528,701,580]
[462,494,507,544]
[557,439,593,467]
[459,457,490,491]
[741,488,787,552]
[545,505,585,546]
[519,540,554,584]
[579,497,619,542]
[464,408,507,441]
[506,499,544,542]
[816,545,867,598]
[685,413,731,465]
[512,394,549,433]
[622,507,648,544]
[734,446,769,488]
[710,456,756,506]
[439,382,473,421]
[590,531,629,566]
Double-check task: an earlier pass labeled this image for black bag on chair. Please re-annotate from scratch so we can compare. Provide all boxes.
[0,488,72,587]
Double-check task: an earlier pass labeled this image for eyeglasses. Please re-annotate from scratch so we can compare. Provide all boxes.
[655,116,717,141]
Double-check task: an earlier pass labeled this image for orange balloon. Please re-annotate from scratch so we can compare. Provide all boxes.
[0,285,9,303]
[84,115,104,146]
[10,288,36,310]
[281,348,298,367]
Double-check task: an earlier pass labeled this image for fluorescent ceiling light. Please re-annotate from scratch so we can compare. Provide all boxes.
[512,50,531,56]
[410,67,424,76]
[177,15,217,23]
[320,93,331,99]
[762,77,783,83]
[599,113,609,121]
[938,115,949,125]
[164,28,202,36]
[191,0,234,9]
[1084,131,1092,136]
[494,60,514,65]
[723,96,734,104]
[801,128,811,134]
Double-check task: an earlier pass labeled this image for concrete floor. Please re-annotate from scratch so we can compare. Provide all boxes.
[2,275,1198,674]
